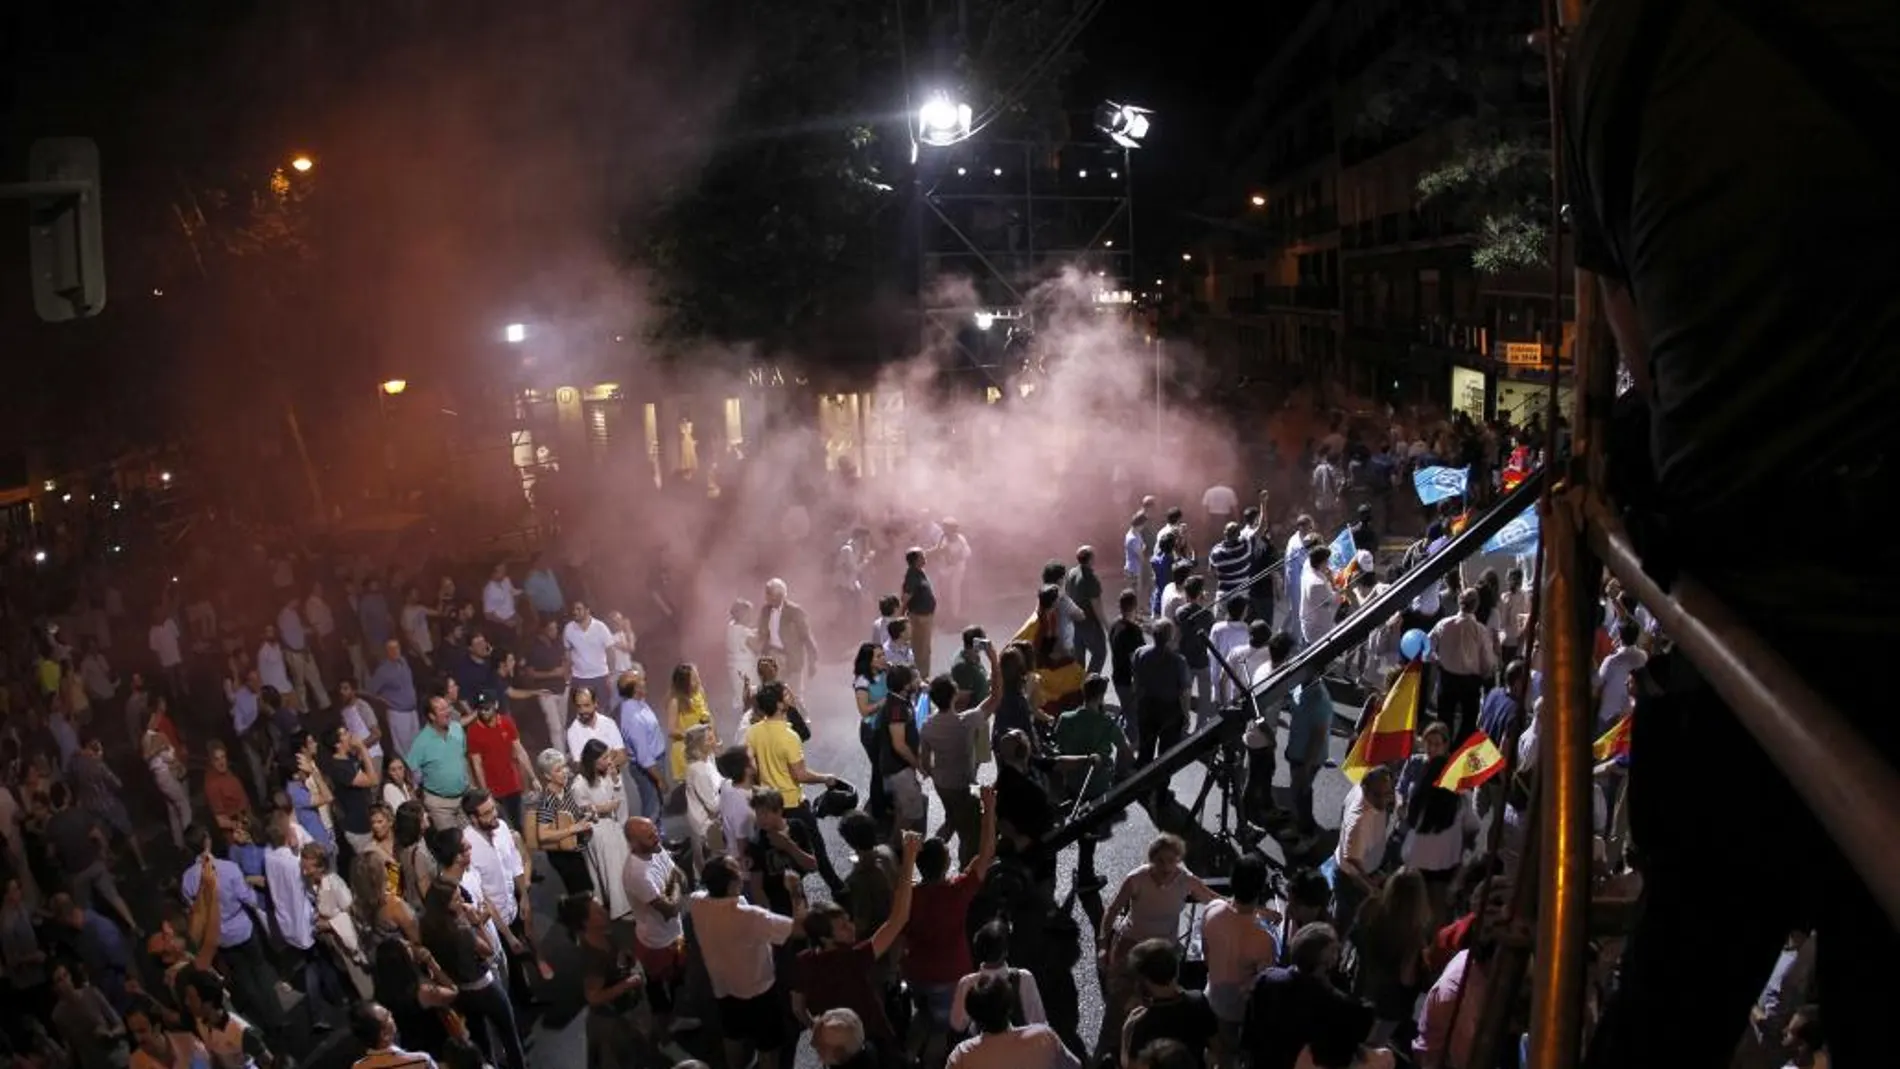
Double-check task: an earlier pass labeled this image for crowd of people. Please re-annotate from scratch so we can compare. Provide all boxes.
[0,399,1827,1069]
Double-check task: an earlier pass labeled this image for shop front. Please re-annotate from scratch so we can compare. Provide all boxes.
[1449,364,1488,423]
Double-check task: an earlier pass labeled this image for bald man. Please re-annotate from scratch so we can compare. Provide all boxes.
[622,817,688,1031]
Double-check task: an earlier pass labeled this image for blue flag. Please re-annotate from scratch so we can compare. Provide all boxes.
[1483,506,1540,555]
[1329,525,1356,567]
[1413,465,1470,505]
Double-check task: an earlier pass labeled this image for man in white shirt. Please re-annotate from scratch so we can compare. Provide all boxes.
[1202,483,1239,529]
[563,601,617,713]
[950,920,1048,1034]
[462,789,547,996]
[1595,621,1648,728]
[1429,588,1499,740]
[566,688,628,767]
[1330,767,1395,932]
[335,679,384,763]
[946,972,1077,1069]
[1282,515,1315,633]
[622,817,691,1034]
[691,854,798,1069]
[482,563,522,633]
[1496,566,1530,669]
[349,1002,439,1069]
[715,747,759,857]
[148,611,186,695]
[1208,597,1252,705]
[1298,543,1339,649]
[275,600,330,711]
[257,624,295,696]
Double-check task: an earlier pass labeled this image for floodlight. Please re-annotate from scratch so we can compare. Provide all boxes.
[974,312,996,331]
[1096,102,1153,149]
[504,322,527,344]
[918,95,972,147]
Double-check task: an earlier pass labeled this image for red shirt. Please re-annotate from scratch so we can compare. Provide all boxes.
[794,941,894,1041]
[465,715,524,797]
[902,873,981,985]
[1428,913,1477,976]
[150,710,185,756]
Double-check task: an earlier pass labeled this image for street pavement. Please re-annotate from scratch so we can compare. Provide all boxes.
[514,600,1363,1069]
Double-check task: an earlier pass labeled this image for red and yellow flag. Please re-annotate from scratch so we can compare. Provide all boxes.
[1437,733,1506,792]
[1593,715,1632,762]
[1448,511,1472,537]
[1341,664,1423,783]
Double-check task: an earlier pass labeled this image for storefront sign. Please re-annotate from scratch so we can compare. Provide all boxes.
[746,364,809,388]
[1501,341,1547,367]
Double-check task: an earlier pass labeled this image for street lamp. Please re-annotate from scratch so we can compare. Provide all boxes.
[290,154,314,173]
[974,311,996,331]
[381,379,408,396]
[1250,194,1266,207]
[1095,102,1153,149]
[504,322,527,344]
[917,94,972,147]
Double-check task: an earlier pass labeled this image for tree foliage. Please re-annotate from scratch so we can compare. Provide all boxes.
[1353,0,1551,274]
[637,0,1082,351]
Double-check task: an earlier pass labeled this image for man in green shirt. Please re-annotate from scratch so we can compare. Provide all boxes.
[950,627,991,708]
[407,691,471,829]
[1052,675,1125,892]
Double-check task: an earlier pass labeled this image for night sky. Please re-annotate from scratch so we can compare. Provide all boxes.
[0,0,1297,450]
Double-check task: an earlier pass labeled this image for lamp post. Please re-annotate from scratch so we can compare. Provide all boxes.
[377,378,407,498]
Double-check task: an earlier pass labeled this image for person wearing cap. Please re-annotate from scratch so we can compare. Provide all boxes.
[934,518,971,624]
[465,689,538,829]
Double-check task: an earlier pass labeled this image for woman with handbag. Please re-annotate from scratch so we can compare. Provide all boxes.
[530,749,599,896]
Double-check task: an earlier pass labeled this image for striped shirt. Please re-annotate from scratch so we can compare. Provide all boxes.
[1207,537,1253,596]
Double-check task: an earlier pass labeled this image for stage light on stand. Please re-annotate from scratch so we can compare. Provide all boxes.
[504,322,527,344]
[974,312,996,331]
[918,94,972,147]
[1096,102,1153,149]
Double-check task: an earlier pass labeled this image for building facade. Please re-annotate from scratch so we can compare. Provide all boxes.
[1186,0,1572,421]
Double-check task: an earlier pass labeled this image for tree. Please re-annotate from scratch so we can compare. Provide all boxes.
[636,0,1083,353]
[1352,0,1551,274]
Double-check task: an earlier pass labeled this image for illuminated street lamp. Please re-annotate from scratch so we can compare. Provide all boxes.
[381,378,408,396]
[1250,194,1266,207]
[1181,253,1192,262]
[290,154,315,173]
[918,94,972,147]
[504,322,527,344]
[974,311,996,331]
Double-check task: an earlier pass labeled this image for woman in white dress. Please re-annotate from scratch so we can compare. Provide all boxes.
[569,738,633,918]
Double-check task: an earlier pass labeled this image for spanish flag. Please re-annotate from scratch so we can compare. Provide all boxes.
[1593,715,1632,762]
[1011,612,1085,714]
[1437,733,1506,792]
[1448,511,1472,537]
[1341,663,1423,783]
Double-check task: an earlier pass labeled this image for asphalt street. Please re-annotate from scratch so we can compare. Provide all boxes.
[514,599,1362,1069]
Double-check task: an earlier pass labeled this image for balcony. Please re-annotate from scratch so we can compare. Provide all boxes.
[1226,286,1340,315]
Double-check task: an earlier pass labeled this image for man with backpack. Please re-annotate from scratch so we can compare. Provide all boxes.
[948,919,1048,1035]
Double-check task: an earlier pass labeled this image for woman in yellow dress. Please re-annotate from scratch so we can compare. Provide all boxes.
[665,663,717,781]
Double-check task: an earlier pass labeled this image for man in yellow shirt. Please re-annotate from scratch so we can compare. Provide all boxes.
[745,680,845,896]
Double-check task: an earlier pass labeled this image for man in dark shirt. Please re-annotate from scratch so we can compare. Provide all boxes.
[900,549,938,677]
[1062,547,1107,676]
[1131,619,1191,781]
[746,789,819,918]
[323,726,377,857]
[452,634,506,711]
[950,627,992,709]
[45,783,139,935]
[1173,577,1215,729]
[1122,939,1220,1069]
[1108,591,1146,744]
[1240,923,1367,1069]
[878,667,926,835]
[1566,2,1900,1061]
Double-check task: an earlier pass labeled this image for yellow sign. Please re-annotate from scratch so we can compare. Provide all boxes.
[1502,341,1547,367]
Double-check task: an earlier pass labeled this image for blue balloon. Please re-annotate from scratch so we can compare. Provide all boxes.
[1399,628,1430,662]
